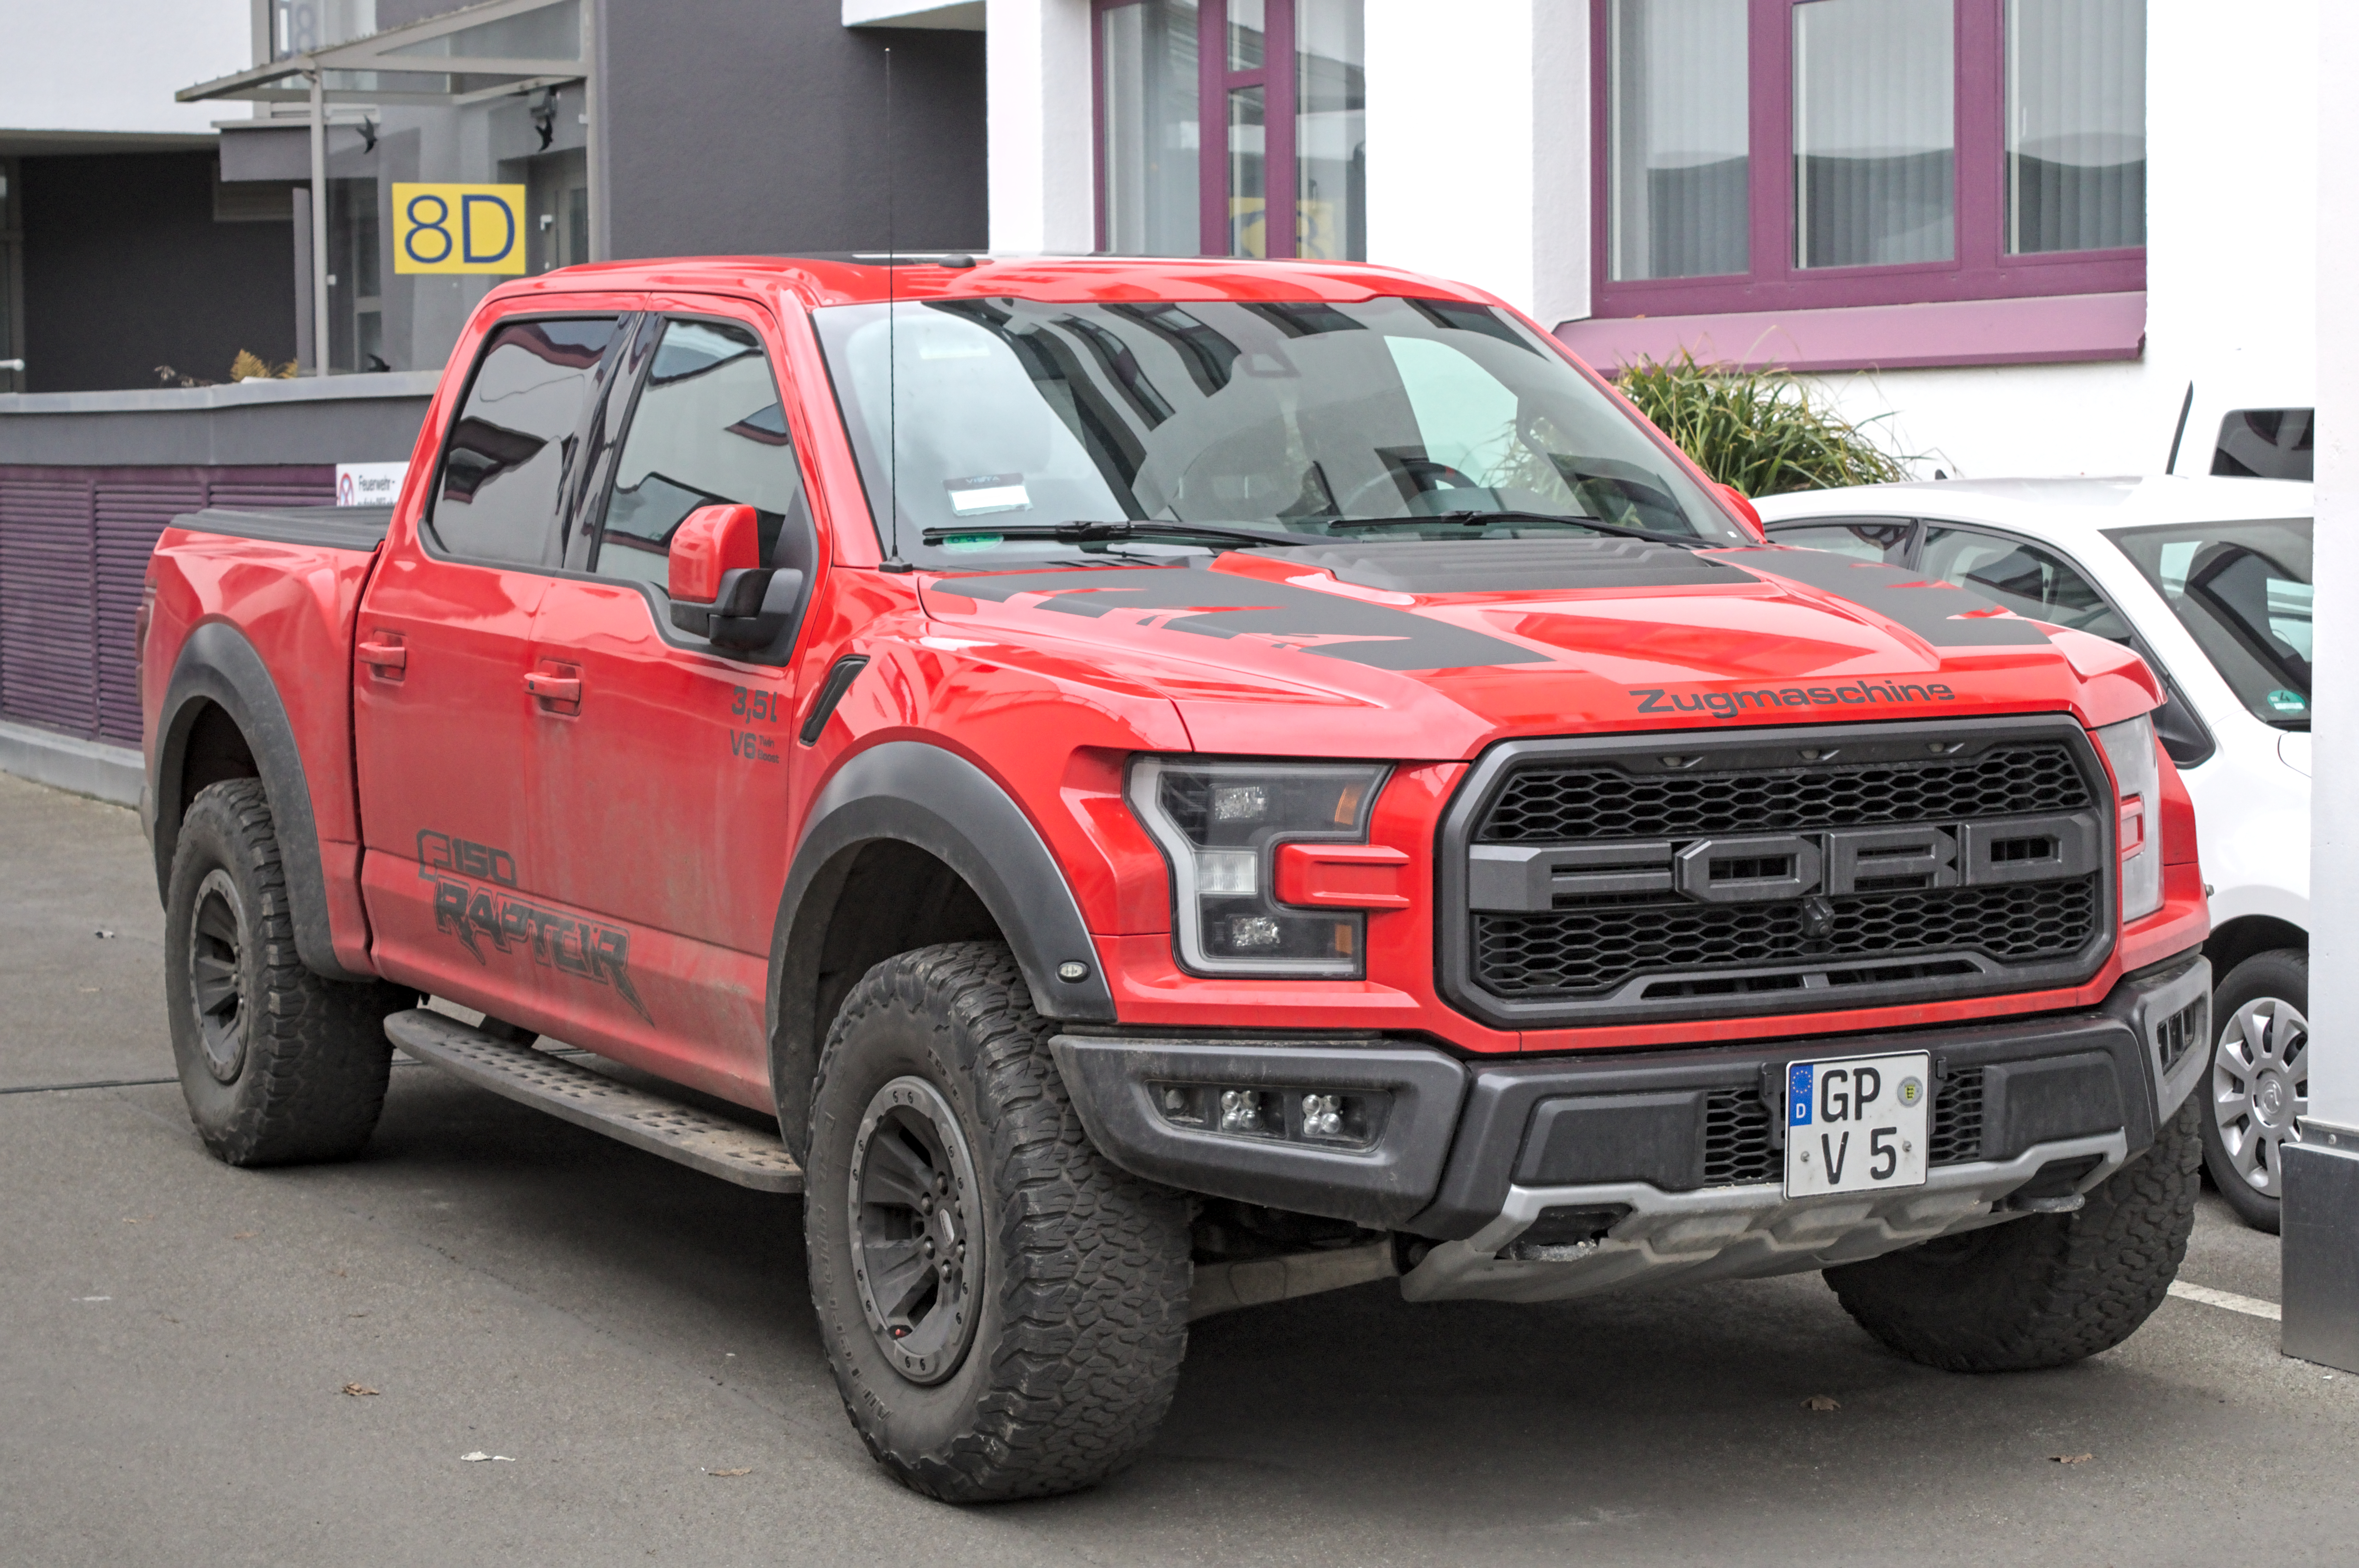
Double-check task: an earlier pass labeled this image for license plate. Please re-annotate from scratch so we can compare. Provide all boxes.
[1784,1052,1931,1198]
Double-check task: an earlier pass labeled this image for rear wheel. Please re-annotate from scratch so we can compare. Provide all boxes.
[804,942,1192,1502]
[1824,1099,2201,1371]
[2199,949,2307,1233]
[164,779,411,1166]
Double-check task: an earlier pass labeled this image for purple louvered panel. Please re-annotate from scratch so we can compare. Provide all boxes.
[94,476,208,743]
[0,473,98,736]
[0,465,338,746]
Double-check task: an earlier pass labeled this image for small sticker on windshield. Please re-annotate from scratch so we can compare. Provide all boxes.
[2268,688,2307,713]
[946,474,1031,517]
[940,534,1004,552]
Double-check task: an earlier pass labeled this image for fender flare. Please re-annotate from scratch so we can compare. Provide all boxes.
[766,741,1115,1149]
[150,621,369,982]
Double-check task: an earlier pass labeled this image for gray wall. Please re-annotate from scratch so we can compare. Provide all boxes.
[21,153,297,393]
[602,0,988,259]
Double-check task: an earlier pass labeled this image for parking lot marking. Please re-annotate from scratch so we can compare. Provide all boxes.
[2168,1281,2281,1322]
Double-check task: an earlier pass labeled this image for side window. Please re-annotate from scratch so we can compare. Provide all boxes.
[427,316,624,565]
[1919,525,2132,643]
[1766,516,1915,564]
[591,317,811,589]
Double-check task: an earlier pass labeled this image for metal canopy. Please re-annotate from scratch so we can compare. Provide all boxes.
[177,0,602,376]
[175,0,586,107]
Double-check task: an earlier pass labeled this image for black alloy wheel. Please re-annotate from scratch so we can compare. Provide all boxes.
[848,1076,984,1385]
[187,868,251,1083]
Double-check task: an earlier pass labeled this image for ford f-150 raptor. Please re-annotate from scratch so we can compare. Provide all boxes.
[140,253,2211,1502]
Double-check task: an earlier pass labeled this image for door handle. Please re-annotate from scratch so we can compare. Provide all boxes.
[527,660,583,714]
[359,636,406,674]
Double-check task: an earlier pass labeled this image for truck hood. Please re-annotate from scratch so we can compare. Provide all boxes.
[916,538,2161,758]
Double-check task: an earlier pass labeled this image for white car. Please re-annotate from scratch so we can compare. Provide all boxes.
[1754,477,2312,1231]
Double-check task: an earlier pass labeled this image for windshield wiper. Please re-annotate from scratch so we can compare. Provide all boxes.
[920,519,1319,552]
[1316,510,1712,550]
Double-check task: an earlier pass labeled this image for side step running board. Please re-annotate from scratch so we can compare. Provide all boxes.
[385,1009,803,1194]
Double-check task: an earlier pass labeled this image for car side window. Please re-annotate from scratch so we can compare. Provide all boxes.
[427,316,625,565]
[1765,516,1916,564]
[589,317,813,589]
[1919,525,2133,642]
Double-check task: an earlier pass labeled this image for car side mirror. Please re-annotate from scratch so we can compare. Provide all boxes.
[668,503,773,640]
[1715,482,1766,541]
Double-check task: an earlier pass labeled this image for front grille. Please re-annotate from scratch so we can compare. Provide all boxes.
[1927,1070,1986,1165]
[1705,1089,1778,1185]
[1441,721,2116,1027]
[1477,878,2098,998]
[1699,1069,1988,1188]
[1479,742,2092,843]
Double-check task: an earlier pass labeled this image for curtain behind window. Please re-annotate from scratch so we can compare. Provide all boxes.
[1610,0,1749,281]
[1102,0,1203,256]
[2008,0,2144,253]
[1793,0,1955,269]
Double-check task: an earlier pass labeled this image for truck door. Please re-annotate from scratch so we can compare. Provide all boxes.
[517,300,821,1105]
[354,307,639,1015]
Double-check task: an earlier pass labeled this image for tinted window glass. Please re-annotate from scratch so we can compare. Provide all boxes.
[429,317,622,564]
[812,294,1746,570]
[1920,525,2131,642]
[2211,408,2314,481]
[593,318,809,588]
[1767,517,1914,563]
[2108,516,2313,728]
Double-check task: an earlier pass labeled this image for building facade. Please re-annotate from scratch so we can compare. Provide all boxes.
[969,0,2313,481]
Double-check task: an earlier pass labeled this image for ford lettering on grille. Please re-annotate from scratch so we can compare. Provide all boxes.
[1437,721,2118,1029]
[1467,815,2102,912]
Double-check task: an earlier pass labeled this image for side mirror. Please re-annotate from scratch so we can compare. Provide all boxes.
[1714,482,1766,541]
[668,503,773,642]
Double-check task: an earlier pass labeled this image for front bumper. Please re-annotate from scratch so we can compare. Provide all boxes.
[1051,949,2210,1269]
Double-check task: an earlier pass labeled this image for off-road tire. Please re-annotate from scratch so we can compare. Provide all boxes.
[804,942,1192,1502]
[164,779,409,1165]
[2199,948,2307,1233]
[1823,1098,2201,1371]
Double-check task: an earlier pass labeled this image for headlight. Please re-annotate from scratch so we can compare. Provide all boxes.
[1127,757,1390,976]
[2093,713,2162,922]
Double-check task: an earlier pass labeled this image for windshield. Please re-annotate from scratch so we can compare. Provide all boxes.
[2107,516,2312,729]
[809,295,1746,569]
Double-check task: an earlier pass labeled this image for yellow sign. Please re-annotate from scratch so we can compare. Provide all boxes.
[392,183,528,275]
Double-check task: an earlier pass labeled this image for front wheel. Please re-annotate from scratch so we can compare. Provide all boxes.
[804,942,1192,1502]
[2199,948,2307,1233]
[1823,1098,2201,1371]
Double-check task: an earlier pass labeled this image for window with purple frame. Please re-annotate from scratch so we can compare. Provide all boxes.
[1593,0,2144,317]
[1096,0,1365,260]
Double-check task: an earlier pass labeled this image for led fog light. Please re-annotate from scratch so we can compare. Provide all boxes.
[1151,1083,1388,1148]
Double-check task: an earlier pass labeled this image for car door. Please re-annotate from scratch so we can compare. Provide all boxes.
[1915,521,2216,766]
[517,299,823,1104]
[355,306,640,1011]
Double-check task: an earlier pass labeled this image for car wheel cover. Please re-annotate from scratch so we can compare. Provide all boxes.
[847,1074,984,1386]
[2211,994,2308,1197]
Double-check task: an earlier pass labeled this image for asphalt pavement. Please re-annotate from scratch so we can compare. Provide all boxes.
[3,768,2353,1566]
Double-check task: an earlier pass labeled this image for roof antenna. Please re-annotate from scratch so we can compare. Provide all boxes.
[879,44,913,574]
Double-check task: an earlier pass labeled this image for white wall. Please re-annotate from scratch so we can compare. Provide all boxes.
[2310,0,2359,1134]
[986,0,1094,253]
[1812,0,2318,479]
[0,0,252,136]
[1363,0,1588,321]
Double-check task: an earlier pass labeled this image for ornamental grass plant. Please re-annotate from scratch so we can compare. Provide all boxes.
[1615,349,1917,496]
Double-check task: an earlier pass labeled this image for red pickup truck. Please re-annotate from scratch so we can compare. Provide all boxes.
[141,254,2212,1501]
